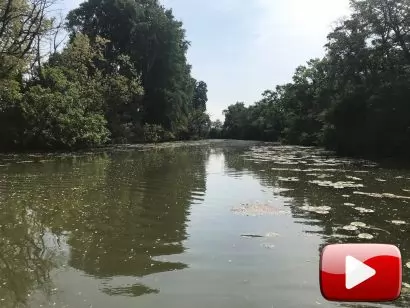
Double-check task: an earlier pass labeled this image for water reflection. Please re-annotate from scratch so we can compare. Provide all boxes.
[0,141,409,307]
[223,144,410,307]
[0,145,208,306]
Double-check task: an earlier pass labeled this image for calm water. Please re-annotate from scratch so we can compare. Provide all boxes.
[0,140,409,308]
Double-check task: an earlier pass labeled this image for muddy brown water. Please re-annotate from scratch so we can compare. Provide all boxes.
[0,140,408,308]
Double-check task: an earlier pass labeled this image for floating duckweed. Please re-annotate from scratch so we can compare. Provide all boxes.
[278,177,299,182]
[271,167,304,172]
[300,206,331,215]
[346,175,362,181]
[354,207,375,213]
[343,225,358,231]
[309,180,364,189]
[358,233,374,239]
[316,174,334,179]
[351,222,367,227]
[272,187,294,193]
[332,234,355,239]
[315,210,330,215]
[354,191,410,200]
[391,220,406,225]
[403,283,410,294]
[232,204,290,217]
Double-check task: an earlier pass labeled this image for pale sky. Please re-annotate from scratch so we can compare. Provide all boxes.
[57,0,351,120]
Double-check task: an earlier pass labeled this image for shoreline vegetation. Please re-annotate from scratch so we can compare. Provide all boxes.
[0,0,211,151]
[2,0,410,160]
[219,0,410,159]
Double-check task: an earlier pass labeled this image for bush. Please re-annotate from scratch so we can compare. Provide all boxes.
[143,124,165,143]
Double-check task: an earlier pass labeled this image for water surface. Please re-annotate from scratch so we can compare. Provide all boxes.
[0,140,409,308]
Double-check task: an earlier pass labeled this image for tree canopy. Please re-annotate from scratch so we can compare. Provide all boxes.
[0,0,210,150]
[222,0,410,158]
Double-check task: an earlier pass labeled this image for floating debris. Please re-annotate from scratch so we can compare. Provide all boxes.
[346,175,362,181]
[375,178,387,182]
[278,177,299,182]
[261,243,275,249]
[300,206,331,215]
[272,187,294,193]
[406,262,410,269]
[265,232,280,238]
[354,191,410,200]
[343,225,358,231]
[331,234,355,239]
[344,203,355,206]
[391,220,407,225]
[271,167,304,172]
[314,174,334,179]
[403,283,410,294]
[363,163,378,167]
[342,195,350,198]
[358,233,374,239]
[305,168,345,173]
[309,180,364,189]
[354,207,375,213]
[402,189,410,193]
[232,204,290,217]
[351,222,367,227]
[241,234,264,238]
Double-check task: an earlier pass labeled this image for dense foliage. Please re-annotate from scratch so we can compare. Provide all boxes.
[223,0,410,158]
[0,0,210,150]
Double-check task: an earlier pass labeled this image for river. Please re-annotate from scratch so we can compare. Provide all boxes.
[0,140,409,308]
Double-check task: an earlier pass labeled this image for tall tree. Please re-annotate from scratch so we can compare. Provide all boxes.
[66,0,195,134]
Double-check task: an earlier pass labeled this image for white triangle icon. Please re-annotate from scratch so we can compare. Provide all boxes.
[345,256,376,290]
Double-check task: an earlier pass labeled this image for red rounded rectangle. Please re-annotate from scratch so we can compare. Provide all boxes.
[320,244,402,302]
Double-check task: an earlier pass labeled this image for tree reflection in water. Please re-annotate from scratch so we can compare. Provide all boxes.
[0,144,208,305]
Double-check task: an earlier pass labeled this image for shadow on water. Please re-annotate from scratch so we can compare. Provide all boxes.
[0,144,209,307]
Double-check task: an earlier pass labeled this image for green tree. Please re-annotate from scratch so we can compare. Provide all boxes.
[222,0,410,158]
[192,80,208,112]
[66,0,196,135]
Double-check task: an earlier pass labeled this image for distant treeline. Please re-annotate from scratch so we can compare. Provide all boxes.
[0,0,210,150]
[218,0,410,158]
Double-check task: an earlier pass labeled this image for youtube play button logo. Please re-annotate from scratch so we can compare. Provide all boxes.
[320,244,402,302]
